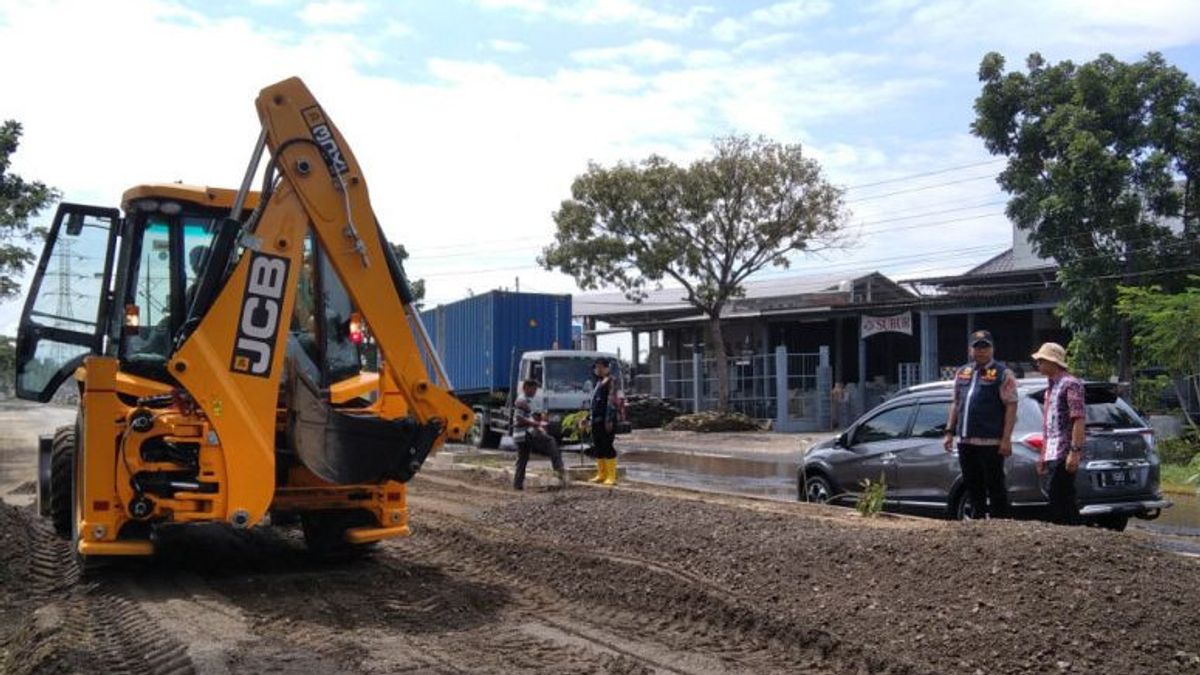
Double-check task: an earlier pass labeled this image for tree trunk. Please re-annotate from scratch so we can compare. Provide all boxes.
[1173,379,1200,436]
[709,314,730,412]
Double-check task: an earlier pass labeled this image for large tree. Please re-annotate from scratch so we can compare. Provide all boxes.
[1,120,59,301]
[971,52,1200,379]
[541,135,847,411]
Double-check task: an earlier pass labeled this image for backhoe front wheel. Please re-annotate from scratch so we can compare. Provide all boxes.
[301,509,379,558]
[49,425,76,539]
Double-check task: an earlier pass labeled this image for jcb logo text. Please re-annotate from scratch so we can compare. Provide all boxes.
[231,253,289,377]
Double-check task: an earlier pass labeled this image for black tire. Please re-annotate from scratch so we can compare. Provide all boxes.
[302,509,379,558]
[801,473,835,504]
[1095,514,1129,532]
[49,425,75,539]
[270,511,300,527]
[950,487,977,521]
[473,411,501,450]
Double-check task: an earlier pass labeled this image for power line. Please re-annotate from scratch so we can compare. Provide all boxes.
[845,173,999,204]
[843,159,1004,191]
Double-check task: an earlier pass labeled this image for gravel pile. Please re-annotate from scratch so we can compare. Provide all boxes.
[664,410,766,432]
[623,394,683,429]
[481,487,1200,675]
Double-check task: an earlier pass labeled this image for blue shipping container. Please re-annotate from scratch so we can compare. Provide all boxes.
[419,291,572,395]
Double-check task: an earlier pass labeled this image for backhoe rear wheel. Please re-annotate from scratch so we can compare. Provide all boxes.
[49,425,76,539]
[301,509,379,558]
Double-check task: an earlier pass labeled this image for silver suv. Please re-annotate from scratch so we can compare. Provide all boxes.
[799,379,1172,530]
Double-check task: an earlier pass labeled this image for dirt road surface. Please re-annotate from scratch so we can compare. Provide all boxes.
[2,401,1200,674]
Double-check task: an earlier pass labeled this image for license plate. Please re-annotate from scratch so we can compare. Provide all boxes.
[1100,470,1136,487]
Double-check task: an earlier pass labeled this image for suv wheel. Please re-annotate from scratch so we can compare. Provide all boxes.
[1094,514,1129,532]
[802,474,834,504]
[951,488,978,521]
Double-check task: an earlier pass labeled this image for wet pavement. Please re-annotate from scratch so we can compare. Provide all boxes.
[0,398,76,506]
[611,430,1200,552]
[620,449,798,500]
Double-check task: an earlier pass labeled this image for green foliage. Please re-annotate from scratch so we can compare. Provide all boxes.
[1132,372,1173,415]
[560,409,590,443]
[1,120,59,301]
[1116,279,1200,375]
[389,242,426,307]
[1157,435,1200,466]
[856,472,887,518]
[1116,278,1200,431]
[972,52,1200,373]
[541,135,847,409]
[0,334,13,394]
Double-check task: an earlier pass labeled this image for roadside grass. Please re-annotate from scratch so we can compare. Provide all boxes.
[1161,462,1200,495]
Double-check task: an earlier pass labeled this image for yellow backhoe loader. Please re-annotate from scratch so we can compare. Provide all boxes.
[16,77,472,565]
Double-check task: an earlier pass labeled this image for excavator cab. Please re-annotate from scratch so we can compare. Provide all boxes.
[15,77,472,564]
[17,189,365,396]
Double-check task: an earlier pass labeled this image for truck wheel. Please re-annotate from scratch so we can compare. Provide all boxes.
[49,425,75,539]
[473,412,500,449]
[302,509,378,558]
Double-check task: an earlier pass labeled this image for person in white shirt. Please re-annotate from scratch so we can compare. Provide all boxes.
[513,379,566,490]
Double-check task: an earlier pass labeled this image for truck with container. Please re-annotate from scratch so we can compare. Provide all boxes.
[419,291,628,448]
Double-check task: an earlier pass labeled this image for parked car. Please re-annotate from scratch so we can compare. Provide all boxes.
[799,378,1172,530]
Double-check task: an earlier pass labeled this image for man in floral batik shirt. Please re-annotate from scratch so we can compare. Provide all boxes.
[1032,342,1085,525]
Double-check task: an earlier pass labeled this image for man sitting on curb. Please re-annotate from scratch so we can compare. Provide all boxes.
[513,379,567,491]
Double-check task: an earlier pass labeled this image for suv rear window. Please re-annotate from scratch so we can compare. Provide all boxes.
[1029,384,1146,429]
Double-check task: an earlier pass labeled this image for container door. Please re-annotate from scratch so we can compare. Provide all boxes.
[15,203,120,401]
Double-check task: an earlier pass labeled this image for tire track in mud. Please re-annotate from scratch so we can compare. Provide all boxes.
[4,506,195,675]
[399,480,922,674]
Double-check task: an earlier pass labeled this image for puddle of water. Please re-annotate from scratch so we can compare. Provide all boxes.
[620,448,1200,536]
[621,450,797,501]
[1153,491,1200,530]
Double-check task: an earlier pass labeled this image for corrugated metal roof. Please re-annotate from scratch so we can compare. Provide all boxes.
[573,271,871,318]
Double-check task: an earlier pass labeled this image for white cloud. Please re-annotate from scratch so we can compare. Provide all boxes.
[711,17,744,42]
[884,0,1200,62]
[713,0,830,41]
[474,0,711,30]
[735,32,795,53]
[381,18,413,38]
[298,0,369,26]
[571,39,684,65]
[487,38,529,53]
[749,0,832,26]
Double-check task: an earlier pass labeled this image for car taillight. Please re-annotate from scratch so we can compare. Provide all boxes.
[1019,433,1044,450]
[349,312,364,346]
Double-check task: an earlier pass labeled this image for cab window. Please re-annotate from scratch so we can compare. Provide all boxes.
[121,214,219,365]
[123,219,173,360]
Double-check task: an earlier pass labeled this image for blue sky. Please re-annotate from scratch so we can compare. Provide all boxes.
[3,0,1200,343]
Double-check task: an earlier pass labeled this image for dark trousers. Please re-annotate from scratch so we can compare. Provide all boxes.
[1043,460,1079,525]
[514,433,563,490]
[591,424,616,460]
[957,443,1009,519]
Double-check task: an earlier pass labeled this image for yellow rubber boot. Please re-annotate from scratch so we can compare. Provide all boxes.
[602,458,618,486]
[588,459,605,483]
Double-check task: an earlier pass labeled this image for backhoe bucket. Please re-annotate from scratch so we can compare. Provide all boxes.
[286,362,442,484]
